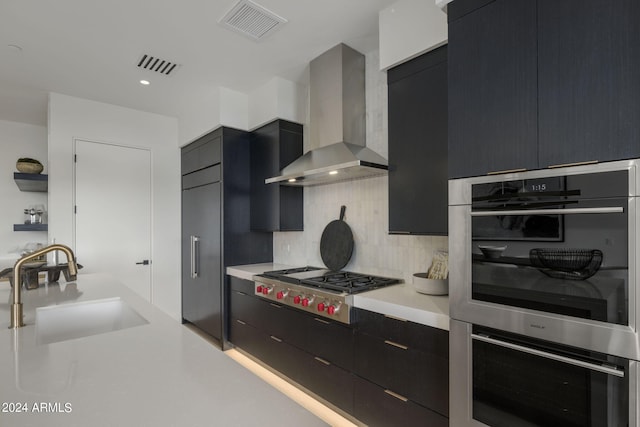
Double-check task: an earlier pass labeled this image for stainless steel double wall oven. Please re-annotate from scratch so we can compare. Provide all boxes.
[449,159,640,427]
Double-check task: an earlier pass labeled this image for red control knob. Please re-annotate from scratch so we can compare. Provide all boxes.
[262,287,271,295]
[277,290,287,300]
[293,295,301,304]
[302,298,310,307]
[317,302,326,312]
[327,305,337,315]
[256,285,263,293]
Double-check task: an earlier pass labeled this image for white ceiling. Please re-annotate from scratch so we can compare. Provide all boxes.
[0,0,398,127]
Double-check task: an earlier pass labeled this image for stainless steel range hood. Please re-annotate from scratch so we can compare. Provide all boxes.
[266,43,388,186]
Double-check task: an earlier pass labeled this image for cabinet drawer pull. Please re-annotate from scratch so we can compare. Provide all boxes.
[269,303,282,309]
[314,317,330,325]
[384,314,407,322]
[270,335,282,343]
[384,389,409,402]
[487,168,527,176]
[234,291,247,296]
[548,160,598,169]
[314,357,331,366]
[385,340,409,350]
[235,319,246,325]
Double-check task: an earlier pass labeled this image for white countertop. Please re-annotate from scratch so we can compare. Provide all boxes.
[0,273,327,427]
[226,264,450,331]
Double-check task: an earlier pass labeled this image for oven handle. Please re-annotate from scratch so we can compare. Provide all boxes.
[471,206,623,217]
[471,333,625,378]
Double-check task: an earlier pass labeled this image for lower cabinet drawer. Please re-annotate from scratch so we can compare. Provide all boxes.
[230,317,354,414]
[297,354,354,414]
[354,331,449,416]
[354,376,448,427]
[230,317,306,382]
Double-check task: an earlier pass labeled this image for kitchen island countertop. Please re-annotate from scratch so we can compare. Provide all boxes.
[0,273,328,427]
[227,264,449,331]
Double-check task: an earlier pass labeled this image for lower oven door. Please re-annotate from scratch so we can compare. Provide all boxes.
[451,320,638,427]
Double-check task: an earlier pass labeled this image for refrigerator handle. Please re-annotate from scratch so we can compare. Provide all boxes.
[190,235,200,279]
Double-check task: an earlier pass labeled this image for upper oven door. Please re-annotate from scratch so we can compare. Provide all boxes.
[449,161,640,359]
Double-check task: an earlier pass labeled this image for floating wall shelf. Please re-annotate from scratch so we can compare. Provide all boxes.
[14,172,48,192]
[13,224,48,232]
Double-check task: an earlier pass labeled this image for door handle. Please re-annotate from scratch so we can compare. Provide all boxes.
[136,260,150,265]
[190,235,200,279]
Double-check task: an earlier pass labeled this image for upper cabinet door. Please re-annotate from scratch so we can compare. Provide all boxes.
[388,46,448,235]
[537,0,640,168]
[448,0,538,178]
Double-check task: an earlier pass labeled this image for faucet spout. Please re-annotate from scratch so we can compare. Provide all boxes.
[10,244,78,329]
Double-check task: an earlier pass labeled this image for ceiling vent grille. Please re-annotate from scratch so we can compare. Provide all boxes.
[220,0,287,41]
[136,54,180,76]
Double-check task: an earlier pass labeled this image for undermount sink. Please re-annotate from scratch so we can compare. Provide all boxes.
[35,297,148,344]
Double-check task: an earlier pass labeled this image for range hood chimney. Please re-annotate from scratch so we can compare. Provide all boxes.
[266,43,388,186]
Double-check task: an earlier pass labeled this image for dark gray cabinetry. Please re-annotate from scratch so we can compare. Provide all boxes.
[229,279,450,425]
[182,172,221,341]
[388,45,448,235]
[181,128,272,347]
[353,308,449,427]
[14,172,48,192]
[448,0,640,178]
[228,277,354,413]
[537,1,640,167]
[353,376,447,427]
[250,119,303,232]
[448,0,538,178]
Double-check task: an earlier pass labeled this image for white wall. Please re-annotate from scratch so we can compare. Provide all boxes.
[0,120,48,269]
[248,77,307,129]
[48,93,182,320]
[273,50,448,283]
[177,86,250,146]
[379,0,448,70]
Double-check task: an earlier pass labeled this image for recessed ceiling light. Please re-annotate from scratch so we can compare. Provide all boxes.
[140,80,150,85]
[329,170,338,175]
[288,178,297,183]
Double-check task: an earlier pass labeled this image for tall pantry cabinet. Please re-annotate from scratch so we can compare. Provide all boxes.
[181,127,272,348]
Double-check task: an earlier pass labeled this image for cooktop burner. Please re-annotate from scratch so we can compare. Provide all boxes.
[302,271,399,294]
[262,266,322,278]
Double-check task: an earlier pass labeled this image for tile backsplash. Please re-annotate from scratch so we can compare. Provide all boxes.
[273,49,448,283]
[273,176,448,282]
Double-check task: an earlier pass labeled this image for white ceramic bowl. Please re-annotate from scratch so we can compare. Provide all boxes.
[478,245,506,259]
[412,273,448,295]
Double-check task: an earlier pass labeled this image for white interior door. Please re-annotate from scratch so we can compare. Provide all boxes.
[74,139,152,300]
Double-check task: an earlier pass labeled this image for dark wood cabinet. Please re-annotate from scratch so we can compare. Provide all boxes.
[228,278,450,424]
[353,308,449,418]
[448,0,538,178]
[448,0,640,178]
[228,277,354,413]
[537,1,640,167]
[181,128,272,348]
[250,119,304,232]
[387,46,448,235]
[353,376,448,427]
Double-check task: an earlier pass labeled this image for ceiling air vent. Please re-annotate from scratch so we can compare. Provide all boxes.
[136,54,180,76]
[220,0,287,41]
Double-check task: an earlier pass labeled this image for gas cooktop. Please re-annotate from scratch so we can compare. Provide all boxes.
[260,267,399,295]
[254,267,401,324]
